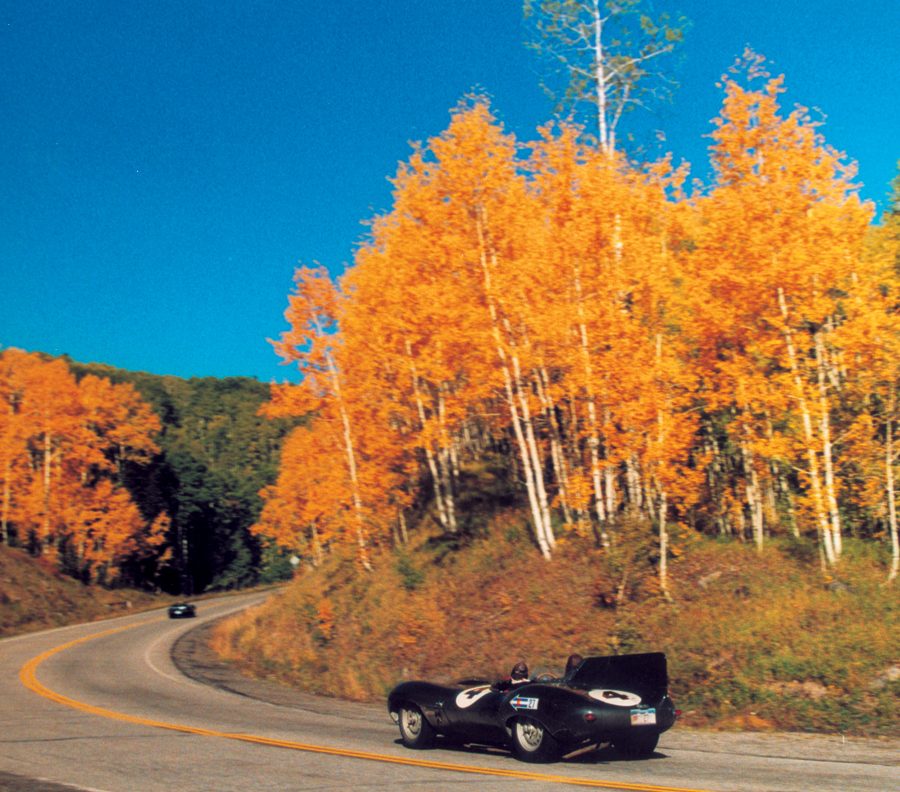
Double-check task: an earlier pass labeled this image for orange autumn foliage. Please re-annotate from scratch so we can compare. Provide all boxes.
[0,349,166,582]
[255,67,899,584]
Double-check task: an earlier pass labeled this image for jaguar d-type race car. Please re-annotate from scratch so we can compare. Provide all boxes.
[388,653,676,763]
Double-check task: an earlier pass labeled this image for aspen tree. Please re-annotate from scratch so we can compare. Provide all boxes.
[271,267,372,570]
[412,102,557,557]
[0,350,165,577]
[253,423,349,566]
[0,349,43,545]
[836,216,900,582]
[700,56,873,568]
[525,0,687,155]
[529,125,613,537]
[345,188,473,537]
[14,357,85,553]
[78,375,160,479]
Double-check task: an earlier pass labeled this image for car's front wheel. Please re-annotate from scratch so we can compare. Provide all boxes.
[398,704,436,749]
[614,731,659,758]
[511,716,559,763]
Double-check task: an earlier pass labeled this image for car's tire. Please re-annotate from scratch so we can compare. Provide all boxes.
[511,717,559,763]
[614,731,659,758]
[398,704,436,749]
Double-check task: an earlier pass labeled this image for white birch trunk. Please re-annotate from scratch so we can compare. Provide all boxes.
[336,396,371,570]
[507,338,555,549]
[450,437,461,481]
[504,363,552,558]
[886,408,899,583]
[574,263,608,538]
[658,487,671,601]
[428,449,449,529]
[406,343,450,531]
[1,457,10,545]
[778,287,835,567]
[42,431,52,548]
[625,454,643,513]
[603,409,617,517]
[591,0,611,155]
[740,437,765,552]
[437,447,457,533]
[437,388,458,532]
[654,334,673,601]
[316,315,371,571]
[476,208,552,558]
[815,330,842,560]
[536,366,573,525]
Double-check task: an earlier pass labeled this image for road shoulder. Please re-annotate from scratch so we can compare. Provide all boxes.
[172,618,899,766]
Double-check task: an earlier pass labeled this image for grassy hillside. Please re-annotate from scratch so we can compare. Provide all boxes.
[212,512,899,737]
[0,545,162,637]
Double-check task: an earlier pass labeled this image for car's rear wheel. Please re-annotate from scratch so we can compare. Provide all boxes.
[511,716,559,763]
[614,731,659,758]
[398,704,436,749]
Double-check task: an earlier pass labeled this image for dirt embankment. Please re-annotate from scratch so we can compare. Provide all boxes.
[0,545,161,637]
[210,519,900,738]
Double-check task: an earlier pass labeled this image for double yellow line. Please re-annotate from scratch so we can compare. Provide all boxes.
[20,622,713,792]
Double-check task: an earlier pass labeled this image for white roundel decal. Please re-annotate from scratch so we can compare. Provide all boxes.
[456,685,492,709]
[588,689,641,707]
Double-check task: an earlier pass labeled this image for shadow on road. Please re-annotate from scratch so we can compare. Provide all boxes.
[392,736,668,766]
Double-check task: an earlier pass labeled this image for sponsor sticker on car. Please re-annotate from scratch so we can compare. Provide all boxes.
[630,707,657,725]
[510,696,539,711]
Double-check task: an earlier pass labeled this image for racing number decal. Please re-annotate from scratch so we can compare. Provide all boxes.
[455,685,492,709]
[587,689,642,707]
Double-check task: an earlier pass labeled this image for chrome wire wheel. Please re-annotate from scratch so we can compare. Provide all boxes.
[400,707,422,738]
[398,704,435,749]
[515,718,544,751]
[511,716,559,763]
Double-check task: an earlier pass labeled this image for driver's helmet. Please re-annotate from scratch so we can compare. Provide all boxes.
[510,661,529,682]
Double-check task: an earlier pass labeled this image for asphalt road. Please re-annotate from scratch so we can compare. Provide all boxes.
[0,591,896,792]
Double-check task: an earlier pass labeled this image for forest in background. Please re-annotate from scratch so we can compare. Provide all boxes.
[0,350,298,593]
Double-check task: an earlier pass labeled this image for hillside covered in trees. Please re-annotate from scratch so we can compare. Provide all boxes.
[2,2,897,737]
[0,350,298,594]
[251,69,900,587]
[213,48,900,736]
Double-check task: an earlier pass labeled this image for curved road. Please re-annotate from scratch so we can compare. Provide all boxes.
[0,592,896,791]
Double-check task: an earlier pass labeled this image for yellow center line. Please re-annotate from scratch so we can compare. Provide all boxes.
[20,622,715,792]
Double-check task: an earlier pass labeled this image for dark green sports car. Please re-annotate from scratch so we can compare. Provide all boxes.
[167,602,196,619]
[388,653,677,763]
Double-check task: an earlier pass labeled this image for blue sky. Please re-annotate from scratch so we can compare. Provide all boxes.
[2,1,898,382]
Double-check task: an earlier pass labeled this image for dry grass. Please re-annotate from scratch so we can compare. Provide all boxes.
[0,544,162,636]
[212,514,899,735]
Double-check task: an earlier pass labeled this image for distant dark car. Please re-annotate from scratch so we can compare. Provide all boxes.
[388,653,676,763]
[167,602,196,619]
